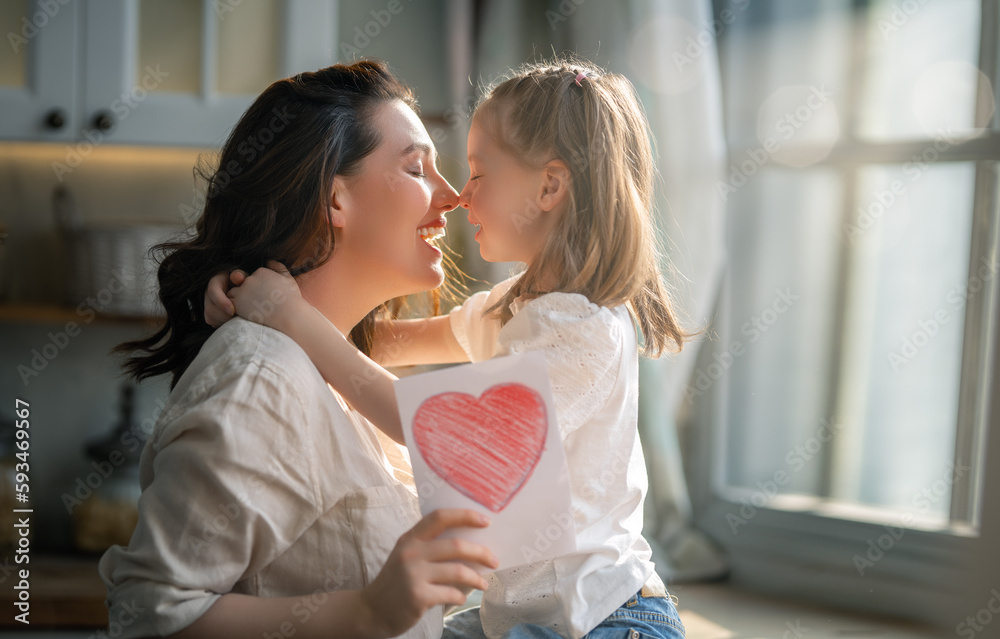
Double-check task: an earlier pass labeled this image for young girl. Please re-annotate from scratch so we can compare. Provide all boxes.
[207,60,688,639]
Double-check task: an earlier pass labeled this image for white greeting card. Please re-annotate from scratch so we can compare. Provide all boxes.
[394,351,576,571]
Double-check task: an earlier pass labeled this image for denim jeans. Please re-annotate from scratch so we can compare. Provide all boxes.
[442,590,685,639]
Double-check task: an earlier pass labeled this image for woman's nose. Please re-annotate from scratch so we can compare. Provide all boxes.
[437,178,460,212]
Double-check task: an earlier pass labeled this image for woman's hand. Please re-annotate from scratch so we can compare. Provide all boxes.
[359,509,498,637]
[204,270,246,327]
[229,261,310,333]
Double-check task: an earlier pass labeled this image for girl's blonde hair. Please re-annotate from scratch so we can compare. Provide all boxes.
[475,58,688,357]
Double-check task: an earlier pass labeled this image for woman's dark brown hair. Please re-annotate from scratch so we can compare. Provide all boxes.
[117,60,417,387]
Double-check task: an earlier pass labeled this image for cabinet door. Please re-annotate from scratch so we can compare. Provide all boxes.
[0,0,81,141]
[82,0,337,147]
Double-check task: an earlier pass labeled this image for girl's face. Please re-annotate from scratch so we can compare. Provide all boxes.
[458,120,553,264]
[334,100,459,298]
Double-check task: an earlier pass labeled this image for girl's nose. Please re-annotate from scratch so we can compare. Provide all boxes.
[458,182,472,209]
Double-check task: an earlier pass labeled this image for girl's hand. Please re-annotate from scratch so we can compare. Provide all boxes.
[203,270,246,327]
[359,509,498,637]
[228,260,309,332]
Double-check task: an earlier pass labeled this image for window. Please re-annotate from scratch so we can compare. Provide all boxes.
[694,0,999,624]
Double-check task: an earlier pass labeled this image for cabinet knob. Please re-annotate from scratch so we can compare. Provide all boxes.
[94,112,114,132]
[44,109,66,130]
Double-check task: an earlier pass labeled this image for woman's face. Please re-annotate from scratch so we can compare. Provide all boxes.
[333,100,459,299]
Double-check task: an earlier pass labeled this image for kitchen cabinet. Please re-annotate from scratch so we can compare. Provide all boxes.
[1,0,338,147]
[0,0,81,142]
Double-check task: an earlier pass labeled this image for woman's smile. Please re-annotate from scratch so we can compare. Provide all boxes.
[418,219,447,245]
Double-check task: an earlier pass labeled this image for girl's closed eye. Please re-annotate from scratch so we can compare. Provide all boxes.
[470,174,482,181]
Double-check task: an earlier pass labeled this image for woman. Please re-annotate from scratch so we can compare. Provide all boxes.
[100,61,497,639]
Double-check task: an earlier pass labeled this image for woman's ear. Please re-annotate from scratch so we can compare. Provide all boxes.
[537,160,572,212]
[329,175,349,228]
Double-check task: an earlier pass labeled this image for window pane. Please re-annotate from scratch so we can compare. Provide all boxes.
[721,0,854,148]
[857,0,986,141]
[723,168,843,495]
[138,0,202,93]
[831,162,976,522]
[0,0,28,87]
[216,0,280,94]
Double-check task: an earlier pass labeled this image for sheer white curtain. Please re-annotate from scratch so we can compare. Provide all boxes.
[460,0,730,581]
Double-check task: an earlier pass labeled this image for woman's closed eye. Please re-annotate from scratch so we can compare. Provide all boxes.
[469,174,482,181]
[409,162,426,178]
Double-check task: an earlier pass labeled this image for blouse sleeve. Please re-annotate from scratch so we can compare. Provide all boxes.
[449,274,520,362]
[496,293,624,439]
[98,360,323,638]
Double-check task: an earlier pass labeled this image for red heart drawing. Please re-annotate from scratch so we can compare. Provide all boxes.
[412,383,548,513]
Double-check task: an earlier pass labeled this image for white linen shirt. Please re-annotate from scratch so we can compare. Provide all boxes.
[449,276,664,639]
[99,318,441,639]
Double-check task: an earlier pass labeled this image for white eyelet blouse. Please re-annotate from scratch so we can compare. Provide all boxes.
[449,275,664,639]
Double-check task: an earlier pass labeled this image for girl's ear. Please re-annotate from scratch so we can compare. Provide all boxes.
[329,175,349,228]
[537,160,572,212]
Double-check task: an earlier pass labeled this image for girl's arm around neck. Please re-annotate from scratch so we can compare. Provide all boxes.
[372,315,469,367]
[278,301,406,444]
[226,264,406,443]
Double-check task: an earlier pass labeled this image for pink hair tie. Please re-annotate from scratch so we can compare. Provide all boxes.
[574,72,586,87]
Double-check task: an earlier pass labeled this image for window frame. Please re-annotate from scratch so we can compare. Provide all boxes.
[692,0,1000,625]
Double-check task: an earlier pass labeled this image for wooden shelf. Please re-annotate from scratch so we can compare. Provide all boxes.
[0,304,162,325]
